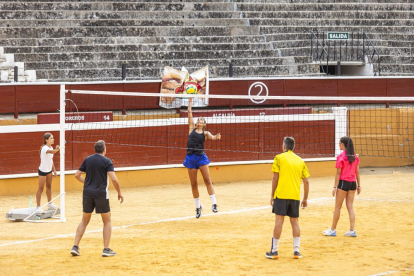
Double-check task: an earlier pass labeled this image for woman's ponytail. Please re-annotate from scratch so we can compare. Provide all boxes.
[340,136,355,164]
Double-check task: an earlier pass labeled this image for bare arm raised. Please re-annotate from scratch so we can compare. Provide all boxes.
[188,98,195,134]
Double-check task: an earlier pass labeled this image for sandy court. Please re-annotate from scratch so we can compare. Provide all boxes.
[0,166,413,275]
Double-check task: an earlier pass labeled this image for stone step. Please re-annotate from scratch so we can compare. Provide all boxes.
[0,0,229,1]
[14,49,288,63]
[376,40,414,47]
[4,17,414,29]
[260,26,413,34]
[378,55,414,64]
[314,39,412,48]
[252,18,414,27]
[280,46,413,57]
[266,32,414,42]
[13,46,409,64]
[0,0,403,2]
[0,2,235,12]
[241,11,414,20]
[3,10,413,21]
[380,73,414,76]
[236,3,413,12]
[3,25,412,40]
[1,2,411,12]
[24,56,313,70]
[0,64,15,70]
[1,18,250,28]
[233,0,410,3]
[1,53,14,64]
[271,40,310,48]
[1,67,36,81]
[0,26,260,39]
[0,10,243,20]
[374,47,414,56]
[37,72,327,83]
[0,35,268,47]
[4,42,271,54]
[33,64,321,81]
[3,33,410,49]
[374,64,414,74]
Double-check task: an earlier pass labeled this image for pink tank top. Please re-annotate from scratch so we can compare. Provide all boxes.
[335,151,359,182]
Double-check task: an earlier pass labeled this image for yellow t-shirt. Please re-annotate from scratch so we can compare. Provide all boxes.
[271,150,310,200]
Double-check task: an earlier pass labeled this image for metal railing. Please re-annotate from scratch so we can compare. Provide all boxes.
[311,31,380,76]
[311,31,329,75]
[363,32,381,76]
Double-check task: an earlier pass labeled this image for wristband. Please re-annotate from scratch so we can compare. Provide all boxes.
[333,187,337,189]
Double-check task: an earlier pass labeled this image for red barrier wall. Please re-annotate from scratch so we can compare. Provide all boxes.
[0,78,413,117]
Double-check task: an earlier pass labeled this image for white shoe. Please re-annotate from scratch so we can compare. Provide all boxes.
[344,230,357,237]
[35,207,45,214]
[47,203,59,210]
[322,228,337,236]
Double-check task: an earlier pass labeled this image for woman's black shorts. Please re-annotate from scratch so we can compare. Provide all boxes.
[338,180,357,191]
[38,169,52,176]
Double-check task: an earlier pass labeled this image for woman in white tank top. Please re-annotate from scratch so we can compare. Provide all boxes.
[36,133,60,213]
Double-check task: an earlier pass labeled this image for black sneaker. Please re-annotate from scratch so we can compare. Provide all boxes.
[71,245,80,256]
[212,204,218,213]
[102,248,117,257]
[294,251,302,259]
[196,206,203,219]
[265,250,279,259]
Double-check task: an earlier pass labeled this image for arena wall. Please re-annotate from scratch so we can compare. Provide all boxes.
[1,77,414,117]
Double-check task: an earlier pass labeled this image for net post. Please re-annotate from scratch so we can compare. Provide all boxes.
[59,84,66,222]
[333,107,348,157]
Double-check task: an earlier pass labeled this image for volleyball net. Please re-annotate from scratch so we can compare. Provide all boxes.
[1,89,412,177]
[65,89,414,166]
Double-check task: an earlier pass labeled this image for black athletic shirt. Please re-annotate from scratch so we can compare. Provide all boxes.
[78,154,114,199]
[187,128,205,155]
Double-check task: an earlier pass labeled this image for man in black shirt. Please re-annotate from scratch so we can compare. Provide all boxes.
[71,140,124,257]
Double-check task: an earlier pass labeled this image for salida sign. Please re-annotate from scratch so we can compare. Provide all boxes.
[327,32,349,40]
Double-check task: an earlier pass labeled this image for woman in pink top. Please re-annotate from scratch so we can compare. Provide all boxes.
[323,136,361,237]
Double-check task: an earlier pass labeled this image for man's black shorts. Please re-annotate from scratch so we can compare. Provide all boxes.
[272,197,300,218]
[338,180,357,191]
[83,198,110,214]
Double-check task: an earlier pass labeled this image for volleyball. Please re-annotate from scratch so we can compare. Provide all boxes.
[184,83,199,94]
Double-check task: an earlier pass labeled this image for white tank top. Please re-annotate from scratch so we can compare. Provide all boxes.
[39,145,54,173]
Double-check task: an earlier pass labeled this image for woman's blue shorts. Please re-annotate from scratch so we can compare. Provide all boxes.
[183,153,210,169]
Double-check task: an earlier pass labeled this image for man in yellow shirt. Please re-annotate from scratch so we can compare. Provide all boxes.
[266,137,310,260]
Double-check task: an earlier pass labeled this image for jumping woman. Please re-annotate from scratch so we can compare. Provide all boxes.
[183,97,221,218]
[323,136,361,237]
[36,132,60,213]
